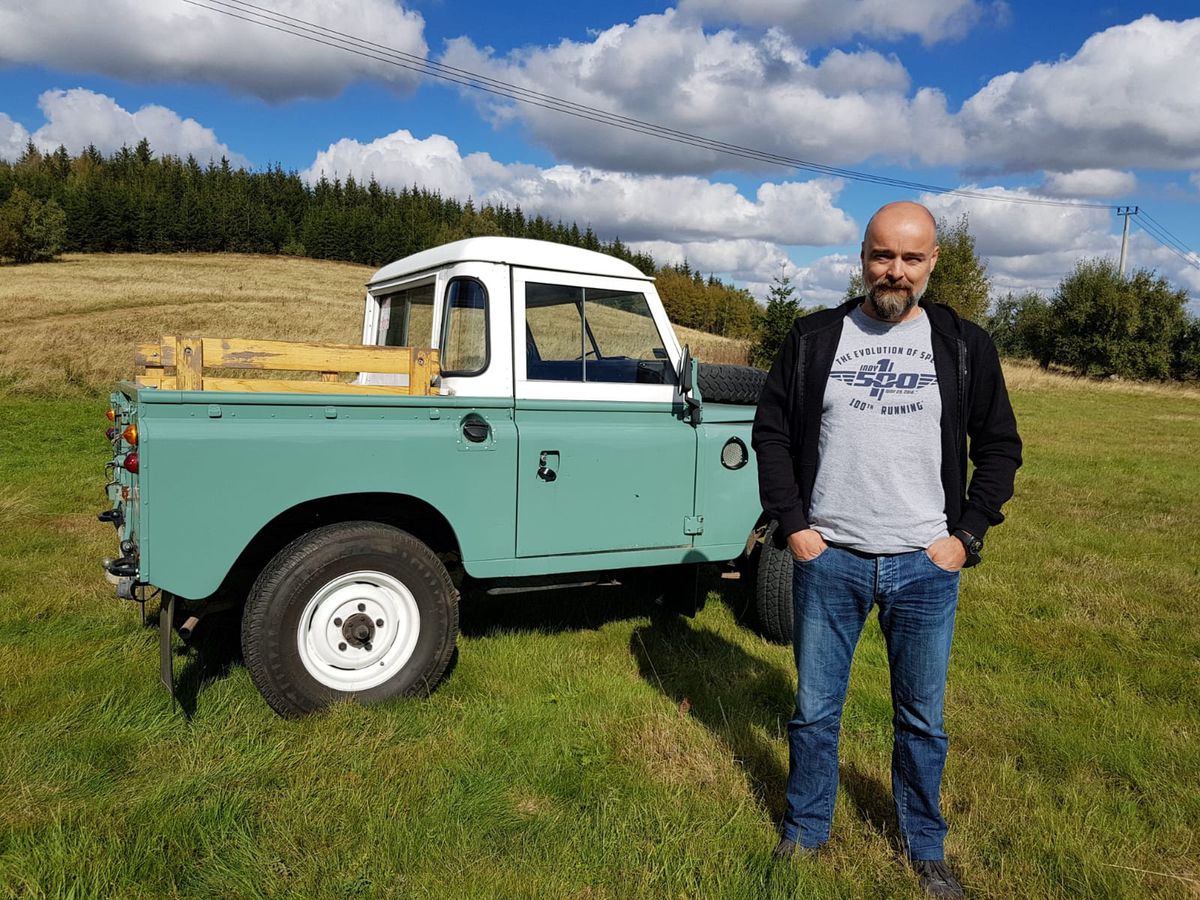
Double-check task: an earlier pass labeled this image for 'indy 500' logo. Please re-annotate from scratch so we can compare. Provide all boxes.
[831,358,937,401]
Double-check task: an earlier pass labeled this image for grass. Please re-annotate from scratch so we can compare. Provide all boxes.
[1,255,1199,898]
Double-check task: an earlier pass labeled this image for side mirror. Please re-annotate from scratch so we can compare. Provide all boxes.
[679,345,702,423]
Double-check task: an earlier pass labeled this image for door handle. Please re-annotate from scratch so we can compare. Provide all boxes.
[537,450,559,482]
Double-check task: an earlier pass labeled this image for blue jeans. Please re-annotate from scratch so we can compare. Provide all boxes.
[782,545,960,860]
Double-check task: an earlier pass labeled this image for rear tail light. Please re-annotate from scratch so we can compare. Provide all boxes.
[122,453,139,474]
[122,424,138,445]
[106,408,116,422]
[106,426,118,441]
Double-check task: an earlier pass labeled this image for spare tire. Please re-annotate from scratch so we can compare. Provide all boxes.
[696,363,767,405]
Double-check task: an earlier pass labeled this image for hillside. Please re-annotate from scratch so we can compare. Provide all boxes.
[0,253,751,396]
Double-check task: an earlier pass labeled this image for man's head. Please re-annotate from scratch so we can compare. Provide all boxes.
[860,201,939,321]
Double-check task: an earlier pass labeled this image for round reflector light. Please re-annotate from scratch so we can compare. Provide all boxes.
[122,453,139,474]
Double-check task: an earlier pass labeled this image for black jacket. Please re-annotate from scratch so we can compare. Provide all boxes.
[751,298,1022,549]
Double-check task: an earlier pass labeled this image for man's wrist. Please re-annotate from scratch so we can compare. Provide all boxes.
[951,529,983,567]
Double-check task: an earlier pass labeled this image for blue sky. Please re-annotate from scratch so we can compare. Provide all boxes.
[2,0,1198,307]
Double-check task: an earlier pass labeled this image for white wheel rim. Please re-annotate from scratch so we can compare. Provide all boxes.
[296,570,421,691]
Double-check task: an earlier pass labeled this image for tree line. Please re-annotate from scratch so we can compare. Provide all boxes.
[0,140,762,340]
[4,141,1196,380]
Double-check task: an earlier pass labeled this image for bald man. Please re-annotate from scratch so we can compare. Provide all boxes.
[752,201,1022,897]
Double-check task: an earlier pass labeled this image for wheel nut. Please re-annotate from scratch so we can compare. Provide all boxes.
[364,642,373,652]
[334,617,343,626]
[357,603,366,612]
[338,642,347,651]
[376,619,384,627]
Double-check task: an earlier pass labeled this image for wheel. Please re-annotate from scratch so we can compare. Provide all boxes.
[242,521,458,717]
[696,363,767,405]
[754,521,794,644]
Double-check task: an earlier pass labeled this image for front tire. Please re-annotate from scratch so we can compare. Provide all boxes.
[242,522,458,717]
[754,521,794,645]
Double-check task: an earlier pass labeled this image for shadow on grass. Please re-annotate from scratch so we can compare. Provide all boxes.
[458,576,664,638]
[147,604,243,720]
[630,611,902,855]
[630,614,793,826]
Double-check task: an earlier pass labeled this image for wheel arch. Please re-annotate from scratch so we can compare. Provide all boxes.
[203,492,462,608]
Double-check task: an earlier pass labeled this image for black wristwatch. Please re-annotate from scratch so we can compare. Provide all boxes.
[952,529,983,568]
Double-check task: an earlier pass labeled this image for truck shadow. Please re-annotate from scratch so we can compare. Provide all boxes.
[458,580,664,638]
[630,615,900,852]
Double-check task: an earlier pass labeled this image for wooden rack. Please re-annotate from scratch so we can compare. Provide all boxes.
[135,337,439,396]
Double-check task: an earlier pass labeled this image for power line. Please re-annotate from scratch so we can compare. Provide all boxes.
[1133,213,1200,272]
[184,0,1121,211]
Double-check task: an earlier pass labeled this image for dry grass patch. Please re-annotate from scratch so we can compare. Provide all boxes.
[1003,358,1200,399]
[0,253,751,395]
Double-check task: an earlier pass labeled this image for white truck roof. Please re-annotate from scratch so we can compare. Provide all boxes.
[367,236,651,286]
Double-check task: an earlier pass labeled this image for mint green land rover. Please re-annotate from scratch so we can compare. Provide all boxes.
[101,238,788,716]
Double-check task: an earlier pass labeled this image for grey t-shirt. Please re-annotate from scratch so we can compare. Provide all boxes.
[809,304,948,553]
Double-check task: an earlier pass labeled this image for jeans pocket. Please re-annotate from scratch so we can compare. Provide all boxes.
[794,546,829,565]
[921,549,959,574]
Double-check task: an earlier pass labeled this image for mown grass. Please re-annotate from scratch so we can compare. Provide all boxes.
[1,256,1199,898]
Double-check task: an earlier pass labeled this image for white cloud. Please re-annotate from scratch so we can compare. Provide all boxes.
[7,90,247,166]
[1041,169,1136,199]
[957,15,1200,173]
[0,0,426,101]
[438,11,960,175]
[677,0,988,45]
[0,113,31,161]
[301,127,859,246]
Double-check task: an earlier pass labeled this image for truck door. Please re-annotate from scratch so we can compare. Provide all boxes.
[512,268,698,558]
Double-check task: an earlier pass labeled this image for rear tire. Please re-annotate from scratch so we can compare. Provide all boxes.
[242,521,458,717]
[754,521,794,645]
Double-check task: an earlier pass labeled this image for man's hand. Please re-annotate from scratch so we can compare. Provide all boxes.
[925,535,966,572]
[788,528,828,562]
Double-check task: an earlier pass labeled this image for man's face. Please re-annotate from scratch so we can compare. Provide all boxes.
[860,206,939,321]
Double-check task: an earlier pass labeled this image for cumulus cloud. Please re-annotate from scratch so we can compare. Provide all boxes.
[0,0,426,101]
[0,90,247,166]
[957,15,1200,173]
[1041,169,1137,198]
[439,11,960,175]
[301,127,858,246]
[0,112,31,160]
[435,12,1200,179]
[677,0,988,45]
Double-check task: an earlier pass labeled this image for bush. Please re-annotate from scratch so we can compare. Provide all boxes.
[0,188,67,263]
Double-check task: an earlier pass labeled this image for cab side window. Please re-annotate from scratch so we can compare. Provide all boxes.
[441,278,489,376]
[525,282,675,385]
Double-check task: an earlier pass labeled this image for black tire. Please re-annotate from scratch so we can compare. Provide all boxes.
[242,521,458,717]
[696,363,767,405]
[754,521,794,644]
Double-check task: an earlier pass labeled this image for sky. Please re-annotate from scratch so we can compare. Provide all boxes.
[2,0,1199,309]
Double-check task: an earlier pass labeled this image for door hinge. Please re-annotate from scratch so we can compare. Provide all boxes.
[683,515,704,535]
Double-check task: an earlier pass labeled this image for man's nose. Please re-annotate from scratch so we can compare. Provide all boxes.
[886,257,905,278]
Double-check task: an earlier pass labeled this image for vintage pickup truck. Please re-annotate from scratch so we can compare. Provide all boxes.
[101,237,791,716]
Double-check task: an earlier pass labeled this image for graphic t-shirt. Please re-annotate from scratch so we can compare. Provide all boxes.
[808,304,948,553]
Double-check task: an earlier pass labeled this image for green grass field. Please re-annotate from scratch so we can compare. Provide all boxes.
[2,257,1199,898]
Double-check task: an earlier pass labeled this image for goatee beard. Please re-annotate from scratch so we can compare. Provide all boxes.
[867,283,924,321]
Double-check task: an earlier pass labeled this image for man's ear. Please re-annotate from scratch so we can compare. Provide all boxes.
[929,244,940,271]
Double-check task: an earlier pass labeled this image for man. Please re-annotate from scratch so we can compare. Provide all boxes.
[751,201,1021,898]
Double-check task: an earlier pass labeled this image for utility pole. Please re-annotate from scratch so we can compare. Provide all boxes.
[1117,206,1138,276]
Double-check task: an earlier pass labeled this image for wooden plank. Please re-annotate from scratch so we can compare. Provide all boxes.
[176,337,204,391]
[201,338,419,374]
[200,377,416,395]
[410,349,437,396]
[135,375,178,389]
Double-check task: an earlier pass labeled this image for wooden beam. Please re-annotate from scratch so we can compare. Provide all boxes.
[175,337,204,391]
[201,338,418,374]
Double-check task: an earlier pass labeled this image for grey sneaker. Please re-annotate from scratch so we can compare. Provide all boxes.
[772,838,818,862]
[911,859,964,898]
